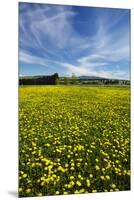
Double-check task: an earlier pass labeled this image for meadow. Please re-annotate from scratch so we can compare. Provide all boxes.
[19,86,130,197]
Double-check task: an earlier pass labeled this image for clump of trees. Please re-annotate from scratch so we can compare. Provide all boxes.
[19,73,59,85]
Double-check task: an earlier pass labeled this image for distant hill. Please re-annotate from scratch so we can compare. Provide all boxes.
[78,76,109,80]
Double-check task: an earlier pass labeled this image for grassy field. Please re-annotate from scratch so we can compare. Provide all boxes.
[19,86,130,197]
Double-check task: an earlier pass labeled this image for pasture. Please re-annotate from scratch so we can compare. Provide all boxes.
[19,86,130,197]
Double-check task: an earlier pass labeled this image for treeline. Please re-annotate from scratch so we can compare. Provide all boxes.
[80,79,130,85]
[59,77,130,85]
[19,73,130,86]
[19,73,59,85]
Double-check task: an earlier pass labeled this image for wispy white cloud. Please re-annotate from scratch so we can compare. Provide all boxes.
[20,51,47,66]
[59,63,88,76]
[58,62,129,80]
[78,54,106,64]
[20,5,82,51]
[75,11,130,79]
[19,4,130,79]
[20,48,129,80]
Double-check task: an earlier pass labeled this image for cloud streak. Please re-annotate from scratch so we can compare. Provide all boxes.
[19,3,130,79]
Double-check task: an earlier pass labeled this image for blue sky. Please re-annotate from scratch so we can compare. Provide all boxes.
[19,3,130,79]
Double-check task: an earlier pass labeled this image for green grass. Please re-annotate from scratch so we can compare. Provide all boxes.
[19,86,130,197]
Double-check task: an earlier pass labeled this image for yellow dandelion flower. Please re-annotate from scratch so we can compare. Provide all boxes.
[115,160,119,164]
[105,175,110,180]
[100,175,105,180]
[79,188,85,193]
[78,174,82,179]
[19,188,22,193]
[111,184,116,188]
[32,151,36,155]
[26,188,31,194]
[89,174,93,178]
[127,170,131,176]
[23,174,27,178]
[70,167,75,171]
[77,163,81,167]
[55,191,60,195]
[32,163,35,167]
[102,168,105,173]
[40,182,45,186]
[92,190,97,193]
[95,165,100,170]
[37,193,42,196]
[70,181,75,186]
[64,191,68,195]
[104,189,108,192]
[70,176,74,180]
[76,180,82,186]
[71,162,75,167]
[45,143,50,147]
[74,190,79,194]
[86,179,91,187]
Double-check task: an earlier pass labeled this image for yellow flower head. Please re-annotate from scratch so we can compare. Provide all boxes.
[23,174,27,178]
[95,165,100,170]
[74,190,79,194]
[37,193,42,196]
[100,175,105,180]
[105,175,110,180]
[111,184,116,188]
[70,176,74,180]
[76,180,82,186]
[19,188,22,193]
[89,174,93,178]
[55,191,60,195]
[79,188,85,193]
[26,188,31,193]
[86,179,91,187]
[92,189,97,193]
[104,189,108,192]
[64,191,68,195]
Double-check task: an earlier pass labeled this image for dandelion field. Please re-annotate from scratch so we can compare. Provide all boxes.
[19,86,130,197]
